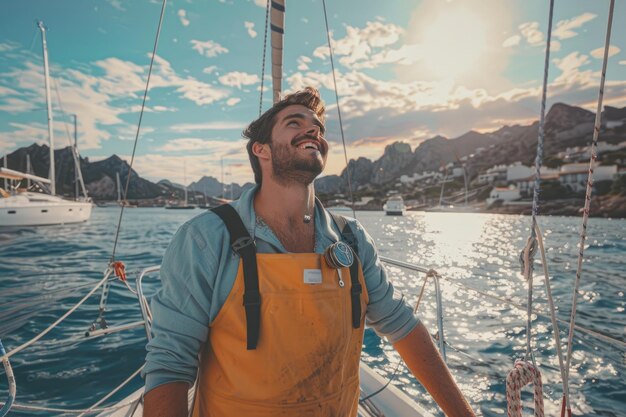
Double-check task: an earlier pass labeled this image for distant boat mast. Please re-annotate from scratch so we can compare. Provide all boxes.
[37,20,56,195]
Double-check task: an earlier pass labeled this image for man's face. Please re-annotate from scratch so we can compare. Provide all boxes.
[267,104,329,185]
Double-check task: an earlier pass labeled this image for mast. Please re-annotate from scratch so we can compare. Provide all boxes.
[3,154,6,190]
[221,157,224,198]
[74,114,78,199]
[439,166,447,207]
[183,161,188,206]
[463,165,469,206]
[270,0,285,103]
[116,172,122,203]
[26,155,32,189]
[38,20,56,195]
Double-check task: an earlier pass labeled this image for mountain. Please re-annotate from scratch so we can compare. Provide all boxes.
[188,176,255,200]
[318,103,626,194]
[3,103,624,200]
[2,144,166,200]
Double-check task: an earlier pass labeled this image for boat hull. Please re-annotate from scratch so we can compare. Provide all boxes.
[0,193,92,226]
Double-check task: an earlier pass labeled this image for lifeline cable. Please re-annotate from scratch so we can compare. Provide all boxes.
[562,1,616,415]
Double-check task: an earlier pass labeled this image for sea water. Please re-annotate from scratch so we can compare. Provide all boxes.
[0,207,624,416]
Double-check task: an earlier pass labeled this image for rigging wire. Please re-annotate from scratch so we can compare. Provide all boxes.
[52,77,88,199]
[321,0,357,219]
[563,1,616,414]
[520,0,555,367]
[110,0,167,263]
[258,0,270,116]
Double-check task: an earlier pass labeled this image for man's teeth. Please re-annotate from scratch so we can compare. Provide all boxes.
[298,142,319,150]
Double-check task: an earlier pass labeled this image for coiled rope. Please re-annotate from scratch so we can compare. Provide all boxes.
[506,360,544,417]
[562,1,616,416]
[0,340,15,417]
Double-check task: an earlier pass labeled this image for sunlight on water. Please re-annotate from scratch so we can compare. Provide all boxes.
[0,208,624,416]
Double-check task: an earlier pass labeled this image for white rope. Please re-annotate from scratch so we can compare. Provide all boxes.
[77,365,144,417]
[0,271,112,361]
[0,398,139,415]
[534,223,570,412]
[563,2,615,415]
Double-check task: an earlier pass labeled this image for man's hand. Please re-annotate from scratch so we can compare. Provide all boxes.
[394,322,476,417]
[143,381,189,417]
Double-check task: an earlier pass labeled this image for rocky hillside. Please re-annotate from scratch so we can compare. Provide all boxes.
[317,103,626,193]
[3,103,624,201]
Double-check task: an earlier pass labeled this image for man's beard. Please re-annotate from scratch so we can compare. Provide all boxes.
[269,140,325,186]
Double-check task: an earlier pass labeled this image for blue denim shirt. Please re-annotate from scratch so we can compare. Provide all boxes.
[143,185,419,392]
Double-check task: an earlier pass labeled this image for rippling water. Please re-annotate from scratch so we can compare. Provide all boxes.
[0,207,624,416]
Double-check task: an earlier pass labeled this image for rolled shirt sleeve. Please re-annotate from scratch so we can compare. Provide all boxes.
[352,220,419,344]
[143,223,217,393]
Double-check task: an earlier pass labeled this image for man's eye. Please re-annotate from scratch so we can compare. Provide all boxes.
[287,120,299,126]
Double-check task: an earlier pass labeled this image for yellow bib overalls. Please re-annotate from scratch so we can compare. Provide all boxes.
[191,205,368,417]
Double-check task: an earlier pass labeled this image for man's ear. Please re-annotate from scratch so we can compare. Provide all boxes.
[252,142,270,160]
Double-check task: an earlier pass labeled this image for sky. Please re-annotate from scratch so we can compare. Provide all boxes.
[1,0,625,185]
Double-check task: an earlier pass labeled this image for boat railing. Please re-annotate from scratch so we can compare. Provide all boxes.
[134,257,449,362]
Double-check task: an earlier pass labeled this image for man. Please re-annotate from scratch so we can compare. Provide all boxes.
[143,87,475,416]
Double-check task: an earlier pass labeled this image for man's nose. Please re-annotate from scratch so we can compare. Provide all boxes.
[306,124,321,137]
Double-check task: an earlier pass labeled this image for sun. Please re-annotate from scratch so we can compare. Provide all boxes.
[418,8,489,81]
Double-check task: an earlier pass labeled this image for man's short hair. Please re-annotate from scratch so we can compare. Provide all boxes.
[243,87,326,184]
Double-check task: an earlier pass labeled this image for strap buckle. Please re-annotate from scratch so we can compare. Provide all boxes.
[232,236,255,254]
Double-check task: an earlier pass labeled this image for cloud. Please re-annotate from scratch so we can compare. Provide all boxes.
[253,0,266,7]
[218,71,260,88]
[590,45,620,59]
[0,42,19,52]
[297,56,312,71]
[244,21,257,38]
[202,65,218,74]
[170,121,246,132]
[502,35,521,48]
[150,55,230,105]
[155,138,219,152]
[554,13,597,40]
[0,50,232,151]
[620,61,626,65]
[191,39,229,57]
[178,9,190,27]
[105,0,125,11]
[313,21,406,69]
[226,98,241,106]
[284,49,626,156]
[131,143,253,184]
[519,22,543,46]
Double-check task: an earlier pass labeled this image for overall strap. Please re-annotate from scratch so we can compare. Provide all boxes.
[211,204,260,350]
[329,213,362,329]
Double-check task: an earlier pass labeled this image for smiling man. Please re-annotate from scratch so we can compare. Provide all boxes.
[143,87,475,417]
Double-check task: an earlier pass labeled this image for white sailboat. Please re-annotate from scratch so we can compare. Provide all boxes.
[0,21,92,227]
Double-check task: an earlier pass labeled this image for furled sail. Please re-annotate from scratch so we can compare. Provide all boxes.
[270,0,285,103]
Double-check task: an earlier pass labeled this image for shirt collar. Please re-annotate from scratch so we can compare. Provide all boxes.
[232,184,341,254]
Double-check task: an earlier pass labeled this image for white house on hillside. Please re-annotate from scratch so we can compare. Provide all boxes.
[559,163,617,193]
[486,185,521,206]
[478,164,508,184]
